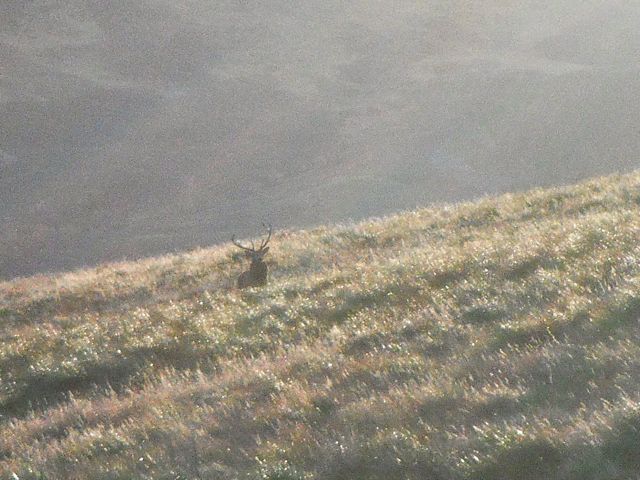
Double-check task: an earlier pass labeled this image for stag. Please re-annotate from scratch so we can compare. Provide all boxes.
[232,224,272,289]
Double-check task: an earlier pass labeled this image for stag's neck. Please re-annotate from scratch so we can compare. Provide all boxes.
[250,259,267,273]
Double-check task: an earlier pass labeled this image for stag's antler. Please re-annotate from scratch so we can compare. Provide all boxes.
[231,234,254,252]
[259,223,272,250]
[232,224,272,252]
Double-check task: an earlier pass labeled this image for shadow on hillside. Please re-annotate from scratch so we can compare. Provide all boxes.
[12,286,154,325]
[473,438,564,480]
[10,267,226,326]
[319,437,456,480]
[502,255,562,282]
[471,411,640,480]
[0,339,217,419]
[422,268,468,289]
[599,411,640,472]
[596,295,640,335]
[490,289,640,353]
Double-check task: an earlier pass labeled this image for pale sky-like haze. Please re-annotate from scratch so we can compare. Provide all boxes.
[2,0,640,278]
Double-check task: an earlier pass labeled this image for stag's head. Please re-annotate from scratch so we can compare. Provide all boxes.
[231,223,272,264]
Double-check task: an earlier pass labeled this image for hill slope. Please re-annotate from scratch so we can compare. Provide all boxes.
[2,172,640,478]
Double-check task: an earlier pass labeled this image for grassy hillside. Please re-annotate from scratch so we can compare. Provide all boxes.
[2,172,640,479]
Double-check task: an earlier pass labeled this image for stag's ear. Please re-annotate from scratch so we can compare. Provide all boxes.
[262,247,270,255]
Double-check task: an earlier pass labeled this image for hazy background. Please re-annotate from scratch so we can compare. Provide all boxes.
[2,0,640,279]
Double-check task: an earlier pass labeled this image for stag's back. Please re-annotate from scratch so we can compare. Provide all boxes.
[250,260,268,286]
[237,258,268,288]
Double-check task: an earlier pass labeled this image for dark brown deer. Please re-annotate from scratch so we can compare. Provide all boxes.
[232,224,272,289]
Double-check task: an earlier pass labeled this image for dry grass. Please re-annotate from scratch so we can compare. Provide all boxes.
[3,172,640,479]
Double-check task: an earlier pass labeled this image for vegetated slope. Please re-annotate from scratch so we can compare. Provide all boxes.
[2,173,640,479]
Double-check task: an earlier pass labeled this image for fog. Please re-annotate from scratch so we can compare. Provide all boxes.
[2,0,640,279]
